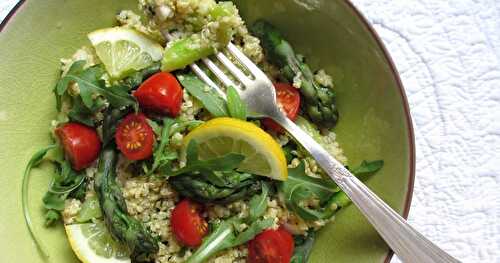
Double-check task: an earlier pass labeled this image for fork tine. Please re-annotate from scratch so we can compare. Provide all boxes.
[226,43,268,80]
[161,30,228,99]
[189,63,227,99]
[201,58,239,89]
[215,51,252,86]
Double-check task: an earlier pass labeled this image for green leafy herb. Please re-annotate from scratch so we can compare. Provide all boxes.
[41,159,86,226]
[187,220,235,263]
[170,119,204,135]
[187,217,273,263]
[148,118,177,175]
[177,73,229,117]
[351,160,384,179]
[42,192,66,211]
[279,162,340,221]
[171,140,245,176]
[44,210,61,227]
[54,61,137,111]
[226,86,247,120]
[248,183,269,222]
[291,231,316,263]
[122,62,161,89]
[22,144,57,261]
[232,218,274,246]
[67,96,104,126]
[332,160,384,208]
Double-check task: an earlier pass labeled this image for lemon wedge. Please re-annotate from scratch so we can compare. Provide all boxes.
[88,27,163,80]
[182,117,288,180]
[65,222,130,263]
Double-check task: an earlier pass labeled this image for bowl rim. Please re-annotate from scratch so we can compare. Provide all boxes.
[342,1,416,262]
[1,1,416,262]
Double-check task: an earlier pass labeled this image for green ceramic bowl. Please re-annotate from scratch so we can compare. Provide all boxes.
[0,0,415,262]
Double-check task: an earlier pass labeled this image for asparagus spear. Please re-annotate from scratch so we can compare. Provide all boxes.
[161,2,240,72]
[170,170,263,204]
[250,20,339,128]
[94,148,159,262]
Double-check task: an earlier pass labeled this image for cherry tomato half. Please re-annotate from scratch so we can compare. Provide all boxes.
[115,113,155,161]
[55,123,101,171]
[171,199,208,247]
[248,227,294,263]
[133,72,183,117]
[262,83,301,133]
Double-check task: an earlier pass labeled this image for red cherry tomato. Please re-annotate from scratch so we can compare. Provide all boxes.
[55,123,101,171]
[171,199,208,247]
[115,113,155,160]
[262,83,301,133]
[248,227,294,263]
[133,72,183,116]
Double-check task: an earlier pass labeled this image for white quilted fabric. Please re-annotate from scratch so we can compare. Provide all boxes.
[1,0,499,262]
[350,1,500,262]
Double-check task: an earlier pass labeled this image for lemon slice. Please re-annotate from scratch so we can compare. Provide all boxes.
[65,222,130,263]
[182,117,288,180]
[88,27,163,80]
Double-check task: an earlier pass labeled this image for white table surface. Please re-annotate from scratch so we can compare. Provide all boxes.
[1,1,499,262]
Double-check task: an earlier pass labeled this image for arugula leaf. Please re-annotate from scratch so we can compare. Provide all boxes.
[187,217,273,263]
[148,118,177,175]
[332,160,385,208]
[232,218,274,246]
[48,160,85,194]
[42,192,66,211]
[351,160,384,178]
[172,140,245,176]
[102,84,138,110]
[54,61,86,110]
[226,86,247,120]
[67,96,102,126]
[170,120,204,135]
[177,73,229,117]
[22,145,57,260]
[44,210,61,226]
[279,162,340,221]
[187,220,236,263]
[55,61,137,112]
[291,231,316,263]
[284,162,339,202]
[122,62,161,89]
[248,183,269,222]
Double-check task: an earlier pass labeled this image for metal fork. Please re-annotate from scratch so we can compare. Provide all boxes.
[163,31,459,263]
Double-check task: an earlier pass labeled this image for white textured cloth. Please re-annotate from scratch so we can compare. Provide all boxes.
[1,1,499,262]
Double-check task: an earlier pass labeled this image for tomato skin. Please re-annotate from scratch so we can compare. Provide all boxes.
[134,72,183,116]
[248,227,294,263]
[115,113,155,161]
[171,199,208,247]
[55,123,101,171]
[262,83,301,133]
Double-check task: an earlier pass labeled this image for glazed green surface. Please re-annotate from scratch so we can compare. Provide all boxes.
[0,0,413,262]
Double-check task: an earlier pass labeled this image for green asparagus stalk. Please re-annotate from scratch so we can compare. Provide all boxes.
[250,20,339,128]
[161,2,239,72]
[94,148,159,262]
[170,170,263,204]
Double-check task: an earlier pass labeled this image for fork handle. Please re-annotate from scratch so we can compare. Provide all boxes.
[275,115,460,263]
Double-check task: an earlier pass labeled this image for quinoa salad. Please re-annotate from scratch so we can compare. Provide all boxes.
[22,1,384,263]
